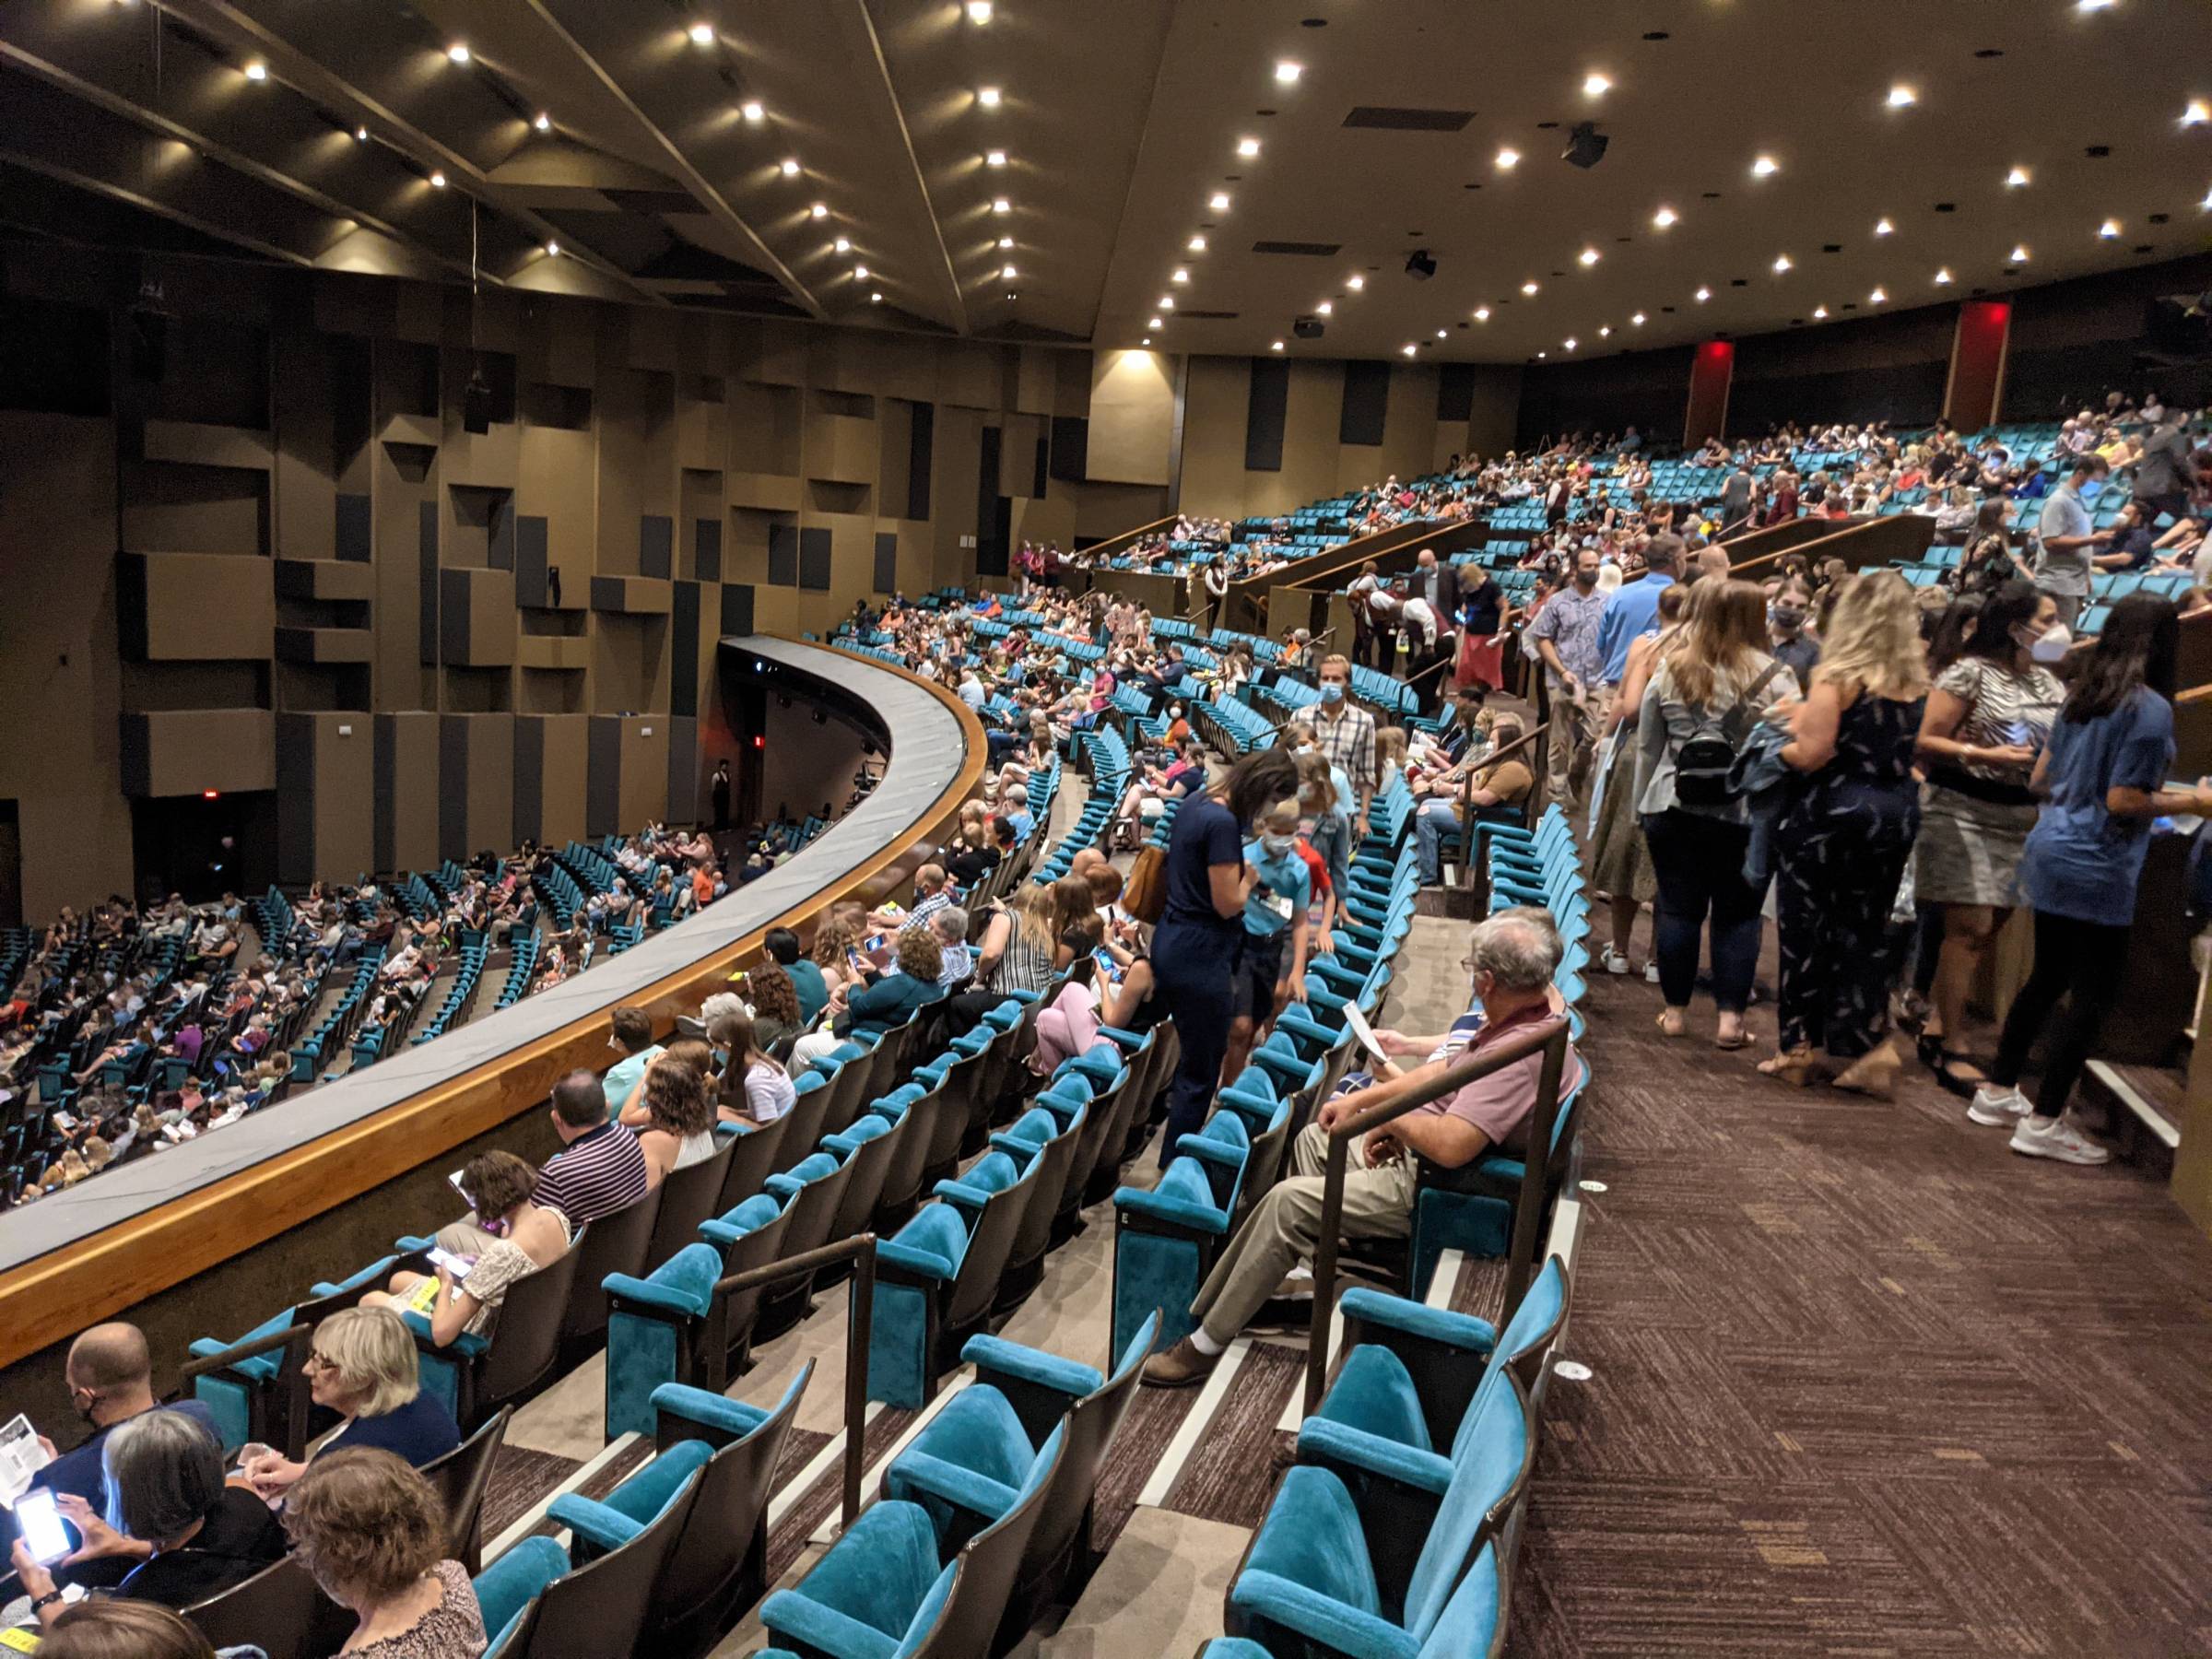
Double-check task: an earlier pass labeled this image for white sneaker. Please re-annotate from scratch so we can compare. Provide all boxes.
[1643,961,1661,984]
[1600,947,1631,976]
[1967,1085,2030,1127]
[2008,1115,2111,1166]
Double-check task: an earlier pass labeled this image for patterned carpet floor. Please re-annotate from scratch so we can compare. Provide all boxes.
[1512,962,2212,1657]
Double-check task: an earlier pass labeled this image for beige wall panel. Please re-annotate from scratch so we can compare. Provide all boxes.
[1175,356,1251,517]
[1010,494,1075,551]
[617,716,669,831]
[132,554,276,660]
[808,414,877,484]
[1465,365,1524,457]
[877,403,914,519]
[272,335,338,560]
[1382,364,1440,480]
[1256,361,1345,519]
[120,465,266,558]
[591,616,666,715]
[930,406,983,586]
[450,713,516,859]
[749,586,801,634]
[392,283,442,347]
[312,272,396,339]
[312,713,375,882]
[520,295,597,389]
[128,711,276,797]
[867,335,936,407]
[0,413,133,915]
[727,382,801,476]
[1015,347,1056,417]
[372,713,435,874]
[1001,413,1046,498]
[1069,479,1171,540]
[538,713,590,848]
[677,395,727,471]
[1052,349,1091,419]
[1087,349,1175,486]
[518,426,596,578]
[743,321,809,389]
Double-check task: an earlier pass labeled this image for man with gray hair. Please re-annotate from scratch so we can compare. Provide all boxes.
[931,906,972,985]
[1143,907,1586,1387]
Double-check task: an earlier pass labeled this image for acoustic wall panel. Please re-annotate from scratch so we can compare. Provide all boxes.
[694,516,722,582]
[1245,358,1289,473]
[907,402,934,521]
[720,583,754,637]
[417,501,439,666]
[1339,360,1391,447]
[640,513,673,580]
[671,580,700,719]
[514,514,549,607]
[873,532,898,594]
[335,492,371,561]
[767,522,798,587]
[797,526,831,592]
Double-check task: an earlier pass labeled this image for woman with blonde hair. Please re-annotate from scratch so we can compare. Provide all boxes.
[1761,571,1929,1095]
[241,1306,461,1498]
[971,879,1058,998]
[1635,578,1797,1046]
[810,913,866,1003]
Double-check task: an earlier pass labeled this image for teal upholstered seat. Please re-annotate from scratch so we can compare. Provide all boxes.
[868,1150,1041,1406]
[1111,1104,1270,1356]
[602,1242,724,1438]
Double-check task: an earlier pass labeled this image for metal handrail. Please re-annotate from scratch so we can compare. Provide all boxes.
[1455,722,1548,897]
[180,1323,310,1380]
[1303,1014,1570,1413]
[713,1232,877,1531]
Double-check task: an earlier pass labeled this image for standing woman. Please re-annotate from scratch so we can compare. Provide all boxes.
[1148,745,1300,1159]
[1761,571,1928,1095]
[1975,596,2207,1162]
[1589,582,1687,978]
[1635,580,1797,1048]
[1910,581,2066,1095]
[1453,562,1512,692]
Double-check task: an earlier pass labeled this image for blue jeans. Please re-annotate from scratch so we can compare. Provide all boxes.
[1414,800,1461,886]
[1307,812,1351,901]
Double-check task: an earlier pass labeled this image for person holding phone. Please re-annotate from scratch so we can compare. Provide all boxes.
[364,1152,570,1347]
[235,1308,459,1500]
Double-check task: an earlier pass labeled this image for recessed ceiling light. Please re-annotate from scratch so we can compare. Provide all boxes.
[1474,306,1491,321]
[871,291,883,303]
[985,149,1007,168]
[1158,295,1173,309]
[1695,285,1712,301]
[1630,311,1646,324]
[1934,266,1953,284]
[834,236,851,253]
[1271,340,1284,350]
[998,235,1013,248]
[1436,329,1448,338]
[688,22,714,45]
[1317,300,1334,315]
[429,171,447,188]
[1564,336,1578,350]
[1347,274,1365,289]
[1875,217,1895,236]
[2184,100,2211,126]
[1870,286,1888,302]
[1521,280,1539,295]
[978,86,1002,108]
[1583,72,1612,96]
[1238,136,1261,158]
[1653,206,1677,229]
[534,112,552,133]
[446,42,470,64]
[2202,189,2212,210]
[1141,336,1152,347]
[1187,235,1206,252]
[2077,0,2113,10]
[1402,343,1418,357]
[992,196,1011,213]
[1579,247,1600,266]
[545,241,559,257]
[810,202,828,218]
[1886,84,1917,108]
[1495,147,1521,170]
[2011,243,2031,262]
[1751,154,1779,176]
[1275,61,1302,84]
[355,125,369,141]
[1147,316,1163,329]
[781,157,800,175]
[966,0,993,22]
[1005,264,1019,278]
[2006,166,2030,187]
[2098,218,2122,238]
[854,264,869,279]
[1812,304,1828,318]
[243,59,268,81]
[1598,324,1612,337]
[1170,268,1189,285]
[740,100,765,122]
[1772,253,1792,273]
[1209,192,1231,211]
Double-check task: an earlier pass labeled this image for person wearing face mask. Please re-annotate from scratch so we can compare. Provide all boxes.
[1768,575,1820,691]
[1973,594,2207,1162]
[1526,546,1611,807]
[1219,802,1312,1085]
[2033,456,2116,628]
[1910,582,2067,1097]
[22,1324,221,1512]
[1307,654,1377,850]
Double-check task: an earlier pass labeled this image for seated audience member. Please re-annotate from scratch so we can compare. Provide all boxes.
[602,1006,664,1105]
[711,1009,795,1125]
[1412,713,1535,887]
[791,928,943,1068]
[765,927,829,1025]
[282,1449,487,1659]
[634,1051,719,1182]
[369,1151,571,1346]
[1143,908,1583,1386]
[27,1324,221,1509]
[528,1071,652,1230]
[241,1307,462,1498]
[12,1411,285,1621]
[809,915,867,1005]
[931,907,973,985]
[29,1600,223,1659]
[872,864,954,935]
[742,960,805,1054]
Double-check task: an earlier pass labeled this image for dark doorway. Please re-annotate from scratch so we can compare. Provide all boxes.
[132,792,277,905]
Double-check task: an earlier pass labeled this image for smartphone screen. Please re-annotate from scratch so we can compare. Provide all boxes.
[427,1247,475,1276]
[447,1170,469,1205]
[16,1488,72,1565]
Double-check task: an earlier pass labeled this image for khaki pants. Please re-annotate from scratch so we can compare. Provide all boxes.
[1189,1122,1417,1346]
[1543,682,1610,807]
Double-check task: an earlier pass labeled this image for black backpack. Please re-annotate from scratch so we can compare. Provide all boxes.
[1672,661,1785,807]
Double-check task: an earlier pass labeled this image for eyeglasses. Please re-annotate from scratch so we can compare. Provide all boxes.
[304,1351,338,1372]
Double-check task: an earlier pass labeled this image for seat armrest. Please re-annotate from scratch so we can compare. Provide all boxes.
[547,1493,643,1554]
[1229,1570,1421,1659]
[877,1237,959,1282]
[603,1273,708,1319]
[885,1446,1022,1524]
[1295,1417,1453,1498]
[1339,1288,1499,1354]
[959,1334,1103,1404]
[1112,1184,1230,1236]
[1174,1135,1248,1171]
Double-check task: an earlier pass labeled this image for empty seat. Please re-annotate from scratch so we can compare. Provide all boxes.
[868,1148,1042,1406]
[602,1242,725,1438]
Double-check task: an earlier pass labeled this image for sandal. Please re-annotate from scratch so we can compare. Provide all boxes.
[1757,1047,1824,1086]
[1832,1041,1902,1100]
[1713,1023,1750,1051]
[1654,1010,1687,1040]
[1916,1033,1985,1098]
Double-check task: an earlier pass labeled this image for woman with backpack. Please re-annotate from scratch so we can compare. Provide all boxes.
[1634,579,1797,1048]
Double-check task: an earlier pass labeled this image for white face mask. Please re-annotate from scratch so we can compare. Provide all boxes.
[2028,622,2073,665]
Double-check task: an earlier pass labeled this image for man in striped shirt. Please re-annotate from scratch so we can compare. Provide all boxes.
[534,1070,651,1229]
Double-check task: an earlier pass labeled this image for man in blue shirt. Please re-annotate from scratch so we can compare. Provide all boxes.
[30,1324,221,1509]
[1223,803,1312,1085]
[1594,533,1682,689]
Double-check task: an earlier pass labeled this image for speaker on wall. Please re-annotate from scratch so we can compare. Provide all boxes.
[1293,314,1325,339]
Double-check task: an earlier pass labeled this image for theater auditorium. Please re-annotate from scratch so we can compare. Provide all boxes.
[2,2,2211,1654]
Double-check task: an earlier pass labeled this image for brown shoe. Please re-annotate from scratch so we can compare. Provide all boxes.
[1141,1335,1220,1389]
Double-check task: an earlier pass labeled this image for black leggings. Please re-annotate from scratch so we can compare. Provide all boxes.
[1642,810,1766,1013]
[1990,911,2131,1118]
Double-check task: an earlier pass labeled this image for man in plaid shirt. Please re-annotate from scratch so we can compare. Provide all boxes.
[1311,654,1377,838]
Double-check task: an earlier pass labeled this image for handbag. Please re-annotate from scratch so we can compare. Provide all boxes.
[1122,843,1169,924]
[1673,661,1785,807]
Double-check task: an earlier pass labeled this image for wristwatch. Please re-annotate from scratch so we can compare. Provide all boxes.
[31,1590,65,1613]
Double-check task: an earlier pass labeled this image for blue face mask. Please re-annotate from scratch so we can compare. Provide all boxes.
[1318,681,1345,704]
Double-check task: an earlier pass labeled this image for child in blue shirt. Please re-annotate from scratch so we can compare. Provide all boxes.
[1224,802,1311,1083]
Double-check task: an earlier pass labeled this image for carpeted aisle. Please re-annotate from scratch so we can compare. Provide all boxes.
[1513,960,2212,1657]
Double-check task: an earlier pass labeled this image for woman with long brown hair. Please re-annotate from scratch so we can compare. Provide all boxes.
[1633,579,1796,1046]
[1761,571,1928,1095]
